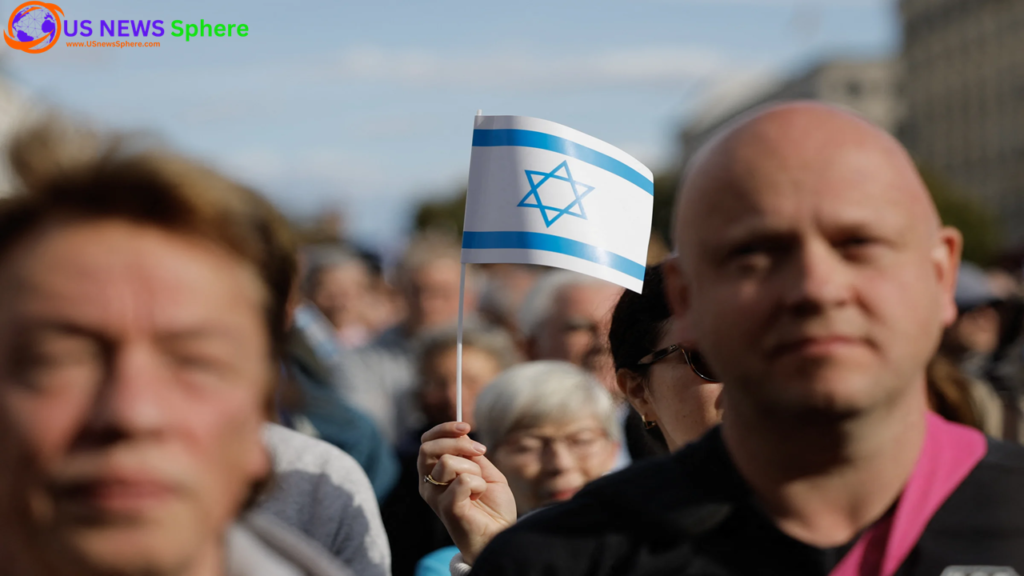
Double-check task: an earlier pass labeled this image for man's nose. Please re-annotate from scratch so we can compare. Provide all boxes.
[84,346,171,443]
[783,240,853,314]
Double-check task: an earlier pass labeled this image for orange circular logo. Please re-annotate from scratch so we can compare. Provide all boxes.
[5,2,64,54]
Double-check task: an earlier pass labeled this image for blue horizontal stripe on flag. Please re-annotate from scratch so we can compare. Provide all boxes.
[462,231,645,281]
[472,129,654,196]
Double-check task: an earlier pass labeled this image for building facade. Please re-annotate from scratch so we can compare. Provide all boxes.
[680,58,903,166]
[900,0,1024,250]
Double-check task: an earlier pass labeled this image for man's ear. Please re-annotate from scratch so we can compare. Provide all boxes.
[934,226,963,328]
[662,255,697,346]
[616,369,653,417]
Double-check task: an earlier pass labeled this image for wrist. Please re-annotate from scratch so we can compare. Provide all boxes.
[450,552,472,576]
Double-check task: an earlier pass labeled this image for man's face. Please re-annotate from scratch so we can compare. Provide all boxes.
[312,262,370,330]
[530,283,623,391]
[418,344,502,427]
[0,220,271,575]
[669,113,960,417]
[404,258,467,334]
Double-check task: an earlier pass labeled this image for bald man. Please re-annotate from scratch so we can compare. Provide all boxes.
[419,103,1024,575]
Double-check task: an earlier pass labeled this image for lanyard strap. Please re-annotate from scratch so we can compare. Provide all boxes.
[829,412,987,576]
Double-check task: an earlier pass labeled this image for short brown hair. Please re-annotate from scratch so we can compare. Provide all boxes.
[0,119,297,363]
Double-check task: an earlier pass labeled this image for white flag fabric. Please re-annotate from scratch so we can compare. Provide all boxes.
[462,115,653,293]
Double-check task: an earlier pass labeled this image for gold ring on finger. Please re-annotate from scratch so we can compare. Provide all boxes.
[423,474,451,487]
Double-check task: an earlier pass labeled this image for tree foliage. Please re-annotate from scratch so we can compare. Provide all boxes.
[917,164,1002,265]
[413,189,467,236]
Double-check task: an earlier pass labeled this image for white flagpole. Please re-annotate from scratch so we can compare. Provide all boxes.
[457,110,483,423]
[456,262,467,422]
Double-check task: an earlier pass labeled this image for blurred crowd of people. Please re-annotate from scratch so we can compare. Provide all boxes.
[1,102,1024,576]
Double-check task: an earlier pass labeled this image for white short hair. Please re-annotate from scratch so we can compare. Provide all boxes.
[517,270,610,339]
[474,360,620,448]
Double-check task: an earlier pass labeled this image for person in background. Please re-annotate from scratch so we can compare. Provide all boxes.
[925,355,987,432]
[362,254,407,337]
[383,325,518,576]
[475,263,544,338]
[516,270,655,467]
[941,261,1024,441]
[0,120,352,576]
[416,361,621,575]
[282,303,400,501]
[518,270,623,391]
[609,264,724,453]
[943,262,1004,380]
[304,247,376,349]
[349,233,481,444]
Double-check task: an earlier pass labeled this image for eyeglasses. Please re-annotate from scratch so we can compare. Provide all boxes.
[501,428,610,461]
[636,344,719,382]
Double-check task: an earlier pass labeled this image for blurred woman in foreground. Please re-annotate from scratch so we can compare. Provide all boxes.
[416,361,620,574]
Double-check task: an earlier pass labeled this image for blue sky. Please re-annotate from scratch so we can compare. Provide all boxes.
[3,0,899,249]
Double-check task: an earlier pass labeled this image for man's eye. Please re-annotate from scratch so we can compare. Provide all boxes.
[836,236,882,259]
[727,248,773,274]
[172,354,227,375]
[25,337,99,365]
[16,338,104,389]
[730,243,766,258]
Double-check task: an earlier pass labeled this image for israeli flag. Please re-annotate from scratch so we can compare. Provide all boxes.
[462,115,654,293]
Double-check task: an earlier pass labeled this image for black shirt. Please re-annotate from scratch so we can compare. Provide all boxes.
[471,426,1024,575]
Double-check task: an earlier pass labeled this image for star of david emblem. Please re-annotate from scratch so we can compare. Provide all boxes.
[517,160,596,228]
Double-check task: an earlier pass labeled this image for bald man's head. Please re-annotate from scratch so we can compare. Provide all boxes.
[663,101,961,419]
[675,102,941,262]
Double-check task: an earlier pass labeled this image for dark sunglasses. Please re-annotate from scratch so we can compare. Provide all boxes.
[636,344,719,382]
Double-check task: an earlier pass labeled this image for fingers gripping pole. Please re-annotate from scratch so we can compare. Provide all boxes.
[456,262,467,423]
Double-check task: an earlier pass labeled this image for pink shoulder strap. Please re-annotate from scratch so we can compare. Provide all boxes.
[829,412,987,576]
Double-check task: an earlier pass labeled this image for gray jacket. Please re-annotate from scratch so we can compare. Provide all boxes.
[228,512,354,576]
[257,423,391,576]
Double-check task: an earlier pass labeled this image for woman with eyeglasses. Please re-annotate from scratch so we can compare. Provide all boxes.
[610,264,724,452]
[416,361,620,575]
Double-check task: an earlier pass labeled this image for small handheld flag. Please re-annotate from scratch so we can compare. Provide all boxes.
[462,115,653,293]
[454,114,654,421]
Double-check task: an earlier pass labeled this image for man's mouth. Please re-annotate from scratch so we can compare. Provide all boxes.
[54,476,178,515]
[772,335,866,357]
